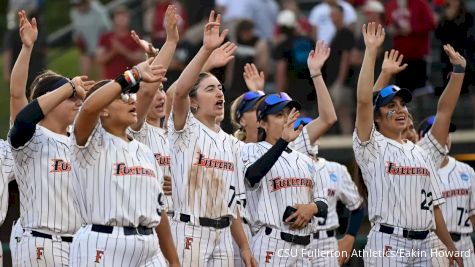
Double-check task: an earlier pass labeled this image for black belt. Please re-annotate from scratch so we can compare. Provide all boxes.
[450,232,470,242]
[91,224,153,235]
[179,214,230,229]
[265,227,310,246]
[313,229,335,239]
[31,230,73,243]
[379,225,429,240]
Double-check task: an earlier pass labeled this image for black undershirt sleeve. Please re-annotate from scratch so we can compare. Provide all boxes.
[9,99,44,148]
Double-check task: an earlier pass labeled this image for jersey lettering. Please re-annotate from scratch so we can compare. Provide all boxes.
[49,159,71,173]
[113,163,156,177]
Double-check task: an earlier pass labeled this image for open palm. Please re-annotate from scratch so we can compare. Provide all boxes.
[307,40,330,73]
[381,49,408,75]
[203,10,228,51]
[362,22,385,50]
[18,10,37,48]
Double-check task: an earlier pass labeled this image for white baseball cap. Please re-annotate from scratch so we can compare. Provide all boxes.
[277,10,297,28]
[363,0,385,13]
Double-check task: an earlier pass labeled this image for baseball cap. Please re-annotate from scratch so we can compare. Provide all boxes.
[235,91,265,120]
[293,117,312,130]
[277,10,297,28]
[374,85,412,110]
[363,0,385,13]
[418,115,457,138]
[257,92,301,121]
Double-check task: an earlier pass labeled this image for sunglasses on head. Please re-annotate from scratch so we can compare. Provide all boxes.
[293,117,312,130]
[263,92,292,106]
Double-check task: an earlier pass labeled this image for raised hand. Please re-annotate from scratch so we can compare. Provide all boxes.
[164,5,180,43]
[381,49,408,75]
[307,40,330,75]
[362,22,385,50]
[131,30,157,57]
[444,44,466,68]
[203,10,228,52]
[18,10,37,48]
[206,41,237,70]
[71,76,95,100]
[136,58,167,83]
[281,108,302,142]
[243,63,265,92]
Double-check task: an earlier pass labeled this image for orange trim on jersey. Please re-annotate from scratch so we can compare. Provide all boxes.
[154,153,170,166]
[270,177,314,192]
[385,161,430,176]
[113,163,156,177]
[193,153,234,171]
[49,159,72,173]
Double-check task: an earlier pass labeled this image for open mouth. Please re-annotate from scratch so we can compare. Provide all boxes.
[395,115,406,122]
[155,102,165,110]
[216,100,224,109]
[129,107,137,116]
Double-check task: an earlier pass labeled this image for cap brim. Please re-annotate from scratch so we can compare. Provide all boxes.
[265,100,301,115]
[240,96,265,114]
[378,88,412,107]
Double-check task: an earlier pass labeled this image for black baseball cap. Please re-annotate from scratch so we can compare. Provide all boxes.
[418,115,457,138]
[256,93,301,121]
[374,85,412,110]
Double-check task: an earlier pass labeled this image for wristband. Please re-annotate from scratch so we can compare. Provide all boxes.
[68,80,76,98]
[115,74,130,92]
[453,64,465,74]
[310,72,322,79]
[124,70,137,86]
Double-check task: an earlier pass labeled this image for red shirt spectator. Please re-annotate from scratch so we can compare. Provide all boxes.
[152,0,187,44]
[385,0,436,60]
[98,32,141,79]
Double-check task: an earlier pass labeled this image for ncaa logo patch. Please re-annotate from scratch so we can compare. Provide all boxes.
[307,163,316,174]
[460,173,469,181]
[330,173,338,182]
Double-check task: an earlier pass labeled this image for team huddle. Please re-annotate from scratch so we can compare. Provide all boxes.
[0,5,474,267]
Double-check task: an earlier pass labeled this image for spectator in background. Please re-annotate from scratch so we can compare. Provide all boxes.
[385,0,436,93]
[325,4,355,134]
[435,0,474,95]
[96,6,143,79]
[351,0,392,88]
[274,10,315,115]
[216,0,278,41]
[151,0,187,46]
[274,0,312,43]
[3,1,45,89]
[308,0,357,45]
[70,0,111,78]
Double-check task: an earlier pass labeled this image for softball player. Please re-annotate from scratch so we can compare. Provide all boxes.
[354,23,462,266]
[169,11,255,267]
[0,140,14,267]
[417,117,475,266]
[70,59,179,266]
[241,93,328,266]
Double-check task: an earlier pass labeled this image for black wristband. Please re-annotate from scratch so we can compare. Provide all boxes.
[314,201,328,218]
[115,74,130,93]
[453,64,465,74]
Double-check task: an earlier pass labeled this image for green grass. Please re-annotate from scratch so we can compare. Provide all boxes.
[0,48,80,138]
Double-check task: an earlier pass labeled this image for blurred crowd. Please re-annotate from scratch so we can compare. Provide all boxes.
[3,0,475,134]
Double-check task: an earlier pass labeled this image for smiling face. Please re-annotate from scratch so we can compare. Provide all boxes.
[375,96,409,135]
[190,75,225,119]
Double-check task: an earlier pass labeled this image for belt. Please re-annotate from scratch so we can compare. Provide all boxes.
[31,230,73,243]
[179,214,230,229]
[450,232,470,242]
[91,224,154,235]
[265,227,310,246]
[313,229,336,239]
[378,224,429,240]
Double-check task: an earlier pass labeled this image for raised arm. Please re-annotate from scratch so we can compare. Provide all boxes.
[243,63,265,92]
[430,44,466,147]
[304,40,337,143]
[130,5,179,131]
[373,49,408,92]
[10,10,37,122]
[172,11,228,131]
[201,41,237,72]
[74,59,166,145]
[355,23,385,141]
[10,76,90,148]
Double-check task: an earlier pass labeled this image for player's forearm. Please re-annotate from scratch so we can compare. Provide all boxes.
[230,210,251,250]
[175,46,213,99]
[434,206,457,250]
[156,212,180,265]
[37,83,75,115]
[10,45,33,122]
[373,70,392,92]
[346,206,364,236]
[357,48,378,105]
[10,99,43,148]
[152,39,177,70]
[130,82,159,131]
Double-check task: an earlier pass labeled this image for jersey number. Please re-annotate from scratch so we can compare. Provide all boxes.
[456,207,471,227]
[228,186,236,208]
[420,190,433,210]
[317,217,327,226]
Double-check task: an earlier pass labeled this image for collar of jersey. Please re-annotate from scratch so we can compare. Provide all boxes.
[38,125,69,145]
[195,117,226,143]
[106,131,138,151]
[383,135,413,150]
[438,156,456,179]
[144,122,167,136]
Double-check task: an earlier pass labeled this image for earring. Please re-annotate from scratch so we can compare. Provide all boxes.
[103,113,109,117]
